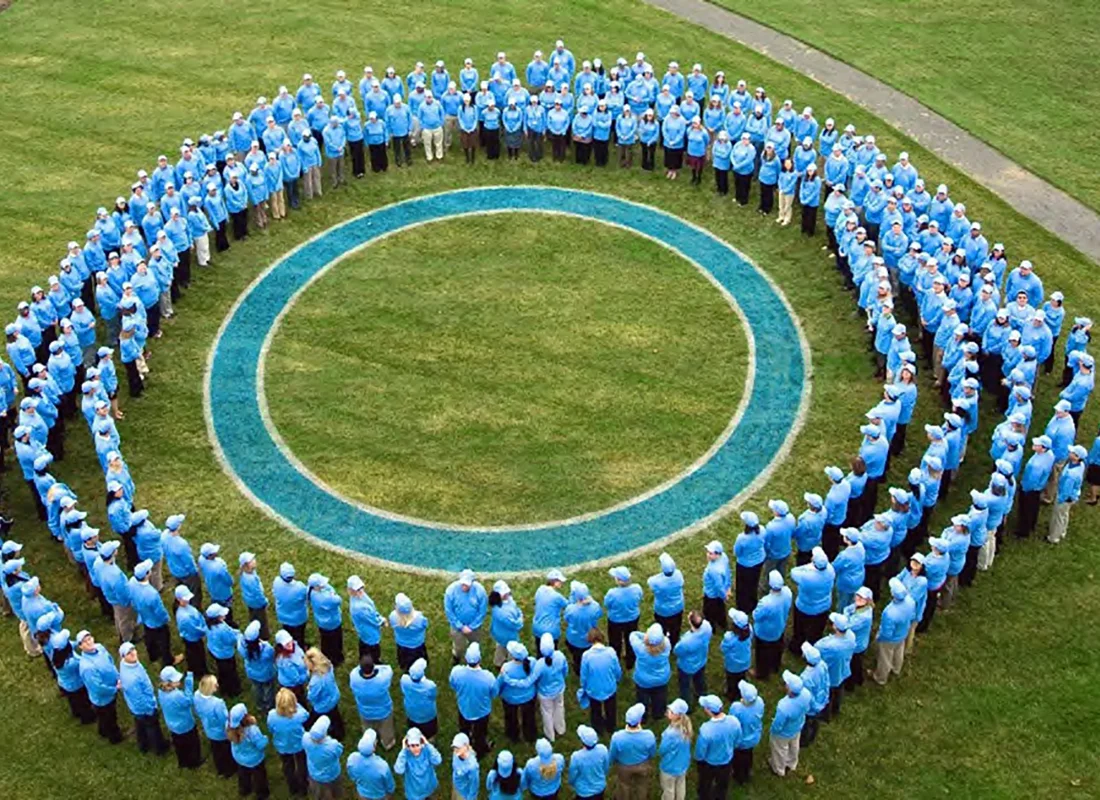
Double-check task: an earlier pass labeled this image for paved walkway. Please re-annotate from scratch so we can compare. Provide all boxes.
[643,0,1100,263]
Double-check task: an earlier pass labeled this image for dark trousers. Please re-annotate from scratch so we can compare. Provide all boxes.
[677,668,706,708]
[369,143,388,172]
[248,605,271,642]
[146,623,172,667]
[238,761,270,799]
[734,172,752,205]
[844,650,865,691]
[550,133,568,161]
[725,669,747,701]
[27,479,47,519]
[864,561,885,603]
[358,640,382,663]
[607,618,638,669]
[567,642,589,675]
[788,608,827,655]
[822,523,841,561]
[173,727,203,768]
[754,637,784,680]
[758,183,775,213]
[392,136,411,165]
[528,132,544,162]
[397,643,427,672]
[184,638,208,678]
[800,713,819,746]
[94,698,123,743]
[959,544,980,587]
[697,759,732,800]
[280,751,308,795]
[485,133,501,160]
[588,693,617,736]
[212,738,237,777]
[65,686,97,724]
[231,209,248,240]
[134,712,169,754]
[284,179,300,210]
[349,140,366,176]
[634,683,667,722]
[217,656,242,697]
[283,623,307,650]
[732,747,754,784]
[801,204,818,235]
[715,168,729,195]
[641,143,656,170]
[124,359,143,397]
[735,563,761,614]
[574,140,592,164]
[702,596,727,632]
[654,611,682,647]
[1015,490,1041,538]
[503,698,538,742]
[320,626,344,666]
[458,713,491,756]
[593,139,609,166]
[178,249,192,287]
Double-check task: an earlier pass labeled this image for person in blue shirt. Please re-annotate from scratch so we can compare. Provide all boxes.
[814,611,857,719]
[872,579,915,685]
[796,642,830,748]
[768,671,811,778]
[532,568,568,651]
[347,728,396,799]
[579,628,622,736]
[787,547,836,656]
[237,552,269,641]
[395,726,443,800]
[206,602,242,697]
[347,575,385,663]
[672,611,712,710]
[563,581,603,673]
[76,630,124,743]
[227,702,270,798]
[307,573,343,666]
[794,493,827,565]
[1049,445,1087,544]
[445,568,488,664]
[488,579,523,666]
[450,732,480,800]
[118,643,170,755]
[762,498,796,582]
[400,657,438,740]
[521,737,563,799]
[348,651,395,752]
[196,542,234,625]
[799,164,823,236]
[717,607,752,701]
[174,584,208,678]
[389,593,429,672]
[193,673,236,778]
[752,570,792,680]
[702,539,731,631]
[608,702,656,798]
[303,715,344,797]
[729,680,764,784]
[604,566,642,670]
[267,686,309,794]
[822,466,852,560]
[238,620,276,715]
[450,642,498,756]
[568,725,610,799]
[158,664,202,768]
[303,646,343,742]
[626,620,673,722]
[497,640,538,743]
[647,553,684,646]
[1086,433,1100,506]
[272,562,308,648]
[657,697,693,796]
[695,693,741,797]
[129,559,174,667]
[533,632,569,742]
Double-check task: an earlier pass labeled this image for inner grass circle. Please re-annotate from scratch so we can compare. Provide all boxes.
[263,212,749,526]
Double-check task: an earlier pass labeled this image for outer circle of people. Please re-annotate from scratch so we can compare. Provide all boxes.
[1,38,1099,800]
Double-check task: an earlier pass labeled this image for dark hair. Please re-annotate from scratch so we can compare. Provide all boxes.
[245,638,262,660]
[359,655,375,678]
[498,770,521,794]
[735,622,751,641]
[521,656,532,676]
[544,651,554,667]
[586,628,605,645]
[52,643,73,669]
[488,591,503,608]
[850,456,866,476]
[688,611,703,630]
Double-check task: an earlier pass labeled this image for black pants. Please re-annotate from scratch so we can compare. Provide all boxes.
[715,168,729,195]
[349,140,366,176]
[358,640,382,663]
[788,608,827,655]
[459,713,491,756]
[65,686,97,724]
[134,712,169,754]
[702,596,727,632]
[732,747,753,784]
[607,619,638,670]
[317,706,346,742]
[758,183,775,213]
[94,698,123,743]
[173,727,203,768]
[697,759,732,800]
[503,698,538,742]
[725,669,747,701]
[280,751,308,795]
[959,544,980,587]
[231,209,249,240]
[735,563,761,614]
[392,135,411,166]
[217,656,242,697]
[146,623,172,666]
[864,561,885,603]
[801,204,818,236]
[147,304,161,337]
[550,133,568,161]
[574,140,592,164]
[320,626,344,666]
[178,249,192,288]
[124,359,143,397]
[247,606,271,642]
[588,693,617,736]
[754,637,784,680]
[528,132,543,162]
[184,638,208,678]
[732,172,751,205]
[641,143,656,170]
[485,132,501,160]
[212,738,237,777]
[238,761,270,799]
[678,668,706,708]
[634,683,667,722]
[800,713,819,747]
[369,143,388,172]
[283,623,307,650]
[567,642,589,675]
[284,179,300,210]
[844,650,865,690]
[654,611,682,647]
[1015,490,1041,537]
[397,643,427,672]
[593,139,609,166]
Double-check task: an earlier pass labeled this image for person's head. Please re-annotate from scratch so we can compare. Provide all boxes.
[359,654,376,678]
[275,687,298,717]
[688,610,703,631]
[665,697,693,738]
[850,455,866,476]
[586,627,605,646]
[198,673,219,697]
[405,727,426,755]
[305,646,332,675]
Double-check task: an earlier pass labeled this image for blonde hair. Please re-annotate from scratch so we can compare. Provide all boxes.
[394,610,414,628]
[669,712,694,741]
[198,674,219,697]
[539,759,560,780]
[274,687,298,716]
[645,639,666,657]
[305,646,332,676]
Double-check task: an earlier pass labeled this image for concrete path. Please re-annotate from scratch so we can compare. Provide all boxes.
[643,0,1100,263]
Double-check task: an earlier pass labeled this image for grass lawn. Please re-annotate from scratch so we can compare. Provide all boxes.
[265,214,747,524]
[711,0,1100,212]
[1,1,1099,798]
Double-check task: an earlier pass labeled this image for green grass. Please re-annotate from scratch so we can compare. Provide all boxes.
[711,0,1100,212]
[265,215,747,524]
[1,1,1099,798]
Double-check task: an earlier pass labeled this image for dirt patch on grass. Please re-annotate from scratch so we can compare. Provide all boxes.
[0,1,12,12]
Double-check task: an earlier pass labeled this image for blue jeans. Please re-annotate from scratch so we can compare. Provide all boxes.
[677,668,706,708]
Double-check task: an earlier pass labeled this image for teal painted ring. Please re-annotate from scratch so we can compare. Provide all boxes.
[206,186,809,574]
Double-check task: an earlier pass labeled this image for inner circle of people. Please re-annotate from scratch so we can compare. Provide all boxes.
[1,36,1097,800]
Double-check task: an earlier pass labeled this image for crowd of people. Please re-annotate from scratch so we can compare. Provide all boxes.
[3,39,1100,800]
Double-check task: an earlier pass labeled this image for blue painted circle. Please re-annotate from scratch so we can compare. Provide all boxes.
[207,186,807,572]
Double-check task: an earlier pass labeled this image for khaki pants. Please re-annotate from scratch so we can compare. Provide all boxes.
[539,693,566,740]
[328,155,344,188]
[409,117,422,147]
[768,732,800,776]
[114,603,137,643]
[303,165,322,199]
[362,713,395,750]
[1042,460,1067,504]
[443,116,457,149]
[615,762,651,800]
[159,290,174,318]
[1048,500,1074,543]
[252,201,268,229]
[940,574,959,608]
[149,560,164,591]
[933,346,945,384]
[448,626,482,660]
[873,639,906,684]
[905,621,917,650]
[777,192,795,224]
[194,232,211,266]
[977,534,996,571]
[269,188,286,220]
[494,642,509,668]
[19,620,42,656]
[659,771,686,800]
[422,127,444,161]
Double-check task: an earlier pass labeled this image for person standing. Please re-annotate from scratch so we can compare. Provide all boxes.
[305,647,344,741]
[1049,445,1087,544]
[563,581,603,674]
[647,554,684,646]
[673,611,712,708]
[450,642,498,757]
[444,568,488,664]
[732,512,765,614]
[751,571,791,681]
[787,547,835,655]
[604,566,642,671]
[629,623,671,721]
[768,671,811,778]
[347,575,385,662]
[346,729,396,799]
[118,642,170,755]
[657,698,692,800]
[609,703,656,800]
[302,716,344,800]
[701,540,731,632]
[390,592,429,671]
[841,587,874,693]
[579,629,622,737]
[729,680,764,785]
[523,737,563,800]
[272,562,309,648]
[239,621,276,715]
[76,630,123,743]
[694,694,741,800]
[497,641,538,744]
[719,609,752,700]
[813,613,857,718]
[534,633,569,742]
[349,654,396,752]
[485,750,524,799]
[394,728,443,800]
[568,725,610,800]
[239,553,270,640]
[307,573,344,666]
[872,579,916,685]
[194,674,236,778]
[159,665,203,768]
[400,657,438,739]
[206,603,242,697]
[174,584,208,678]
[267,687,309,796]
[228,703,271,799]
